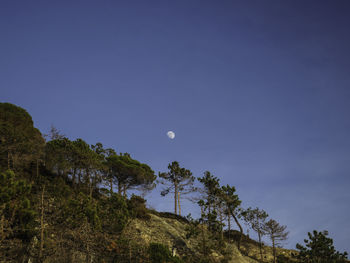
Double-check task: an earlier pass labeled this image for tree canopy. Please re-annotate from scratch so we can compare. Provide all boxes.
[296,230,348,263]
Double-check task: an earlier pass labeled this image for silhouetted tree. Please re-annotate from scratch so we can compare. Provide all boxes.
[220,184,243,250]
[295,230,348,263]
[241,207,268,262]
[263,219,288,263]
[106,153,156,197]
[159,161,195,215]
[0,103,45,172]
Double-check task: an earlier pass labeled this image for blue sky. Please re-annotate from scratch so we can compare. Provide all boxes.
[1,0,350,252]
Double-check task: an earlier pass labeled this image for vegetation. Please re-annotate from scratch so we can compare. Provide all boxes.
[263,219,289,263]
[295,230,348,263]
[0,102,348,263]
[241,207,269,262]
[159,161,196,216]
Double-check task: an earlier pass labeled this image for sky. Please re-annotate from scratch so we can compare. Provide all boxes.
[1,0,350,253]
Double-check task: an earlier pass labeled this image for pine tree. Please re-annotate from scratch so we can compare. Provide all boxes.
[263,219,288,263]
[241,207,269,262]
[159,161,195,216]
[295,230,348,263]
[220,184,243,250]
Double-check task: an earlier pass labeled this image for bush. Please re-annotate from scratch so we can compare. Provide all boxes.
[0,170,37,242]
[148,243,183,263]
[64,192,101,230]
[128,195,150,220]
[100,193,129,233]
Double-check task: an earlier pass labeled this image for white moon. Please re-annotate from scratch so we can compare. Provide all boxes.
[167,131,175,139]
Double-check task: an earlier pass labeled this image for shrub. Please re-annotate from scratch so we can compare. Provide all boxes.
[0,170,37,241]
[99,193,129,233]
[128,194,150,220]
[148,243,183,263]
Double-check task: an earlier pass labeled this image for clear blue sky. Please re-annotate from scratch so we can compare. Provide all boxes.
[1,0,350,252]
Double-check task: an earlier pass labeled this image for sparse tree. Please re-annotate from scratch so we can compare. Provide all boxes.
[159,161,195,215]
[220,184,243,250]
[241,207,268,262]
[263,219,288,263]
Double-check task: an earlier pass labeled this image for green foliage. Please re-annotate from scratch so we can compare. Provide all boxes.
[159,161,195,215]
[148,243,183,263]
[198,172,223,233]
[64,192,101,230]
[0,170,36,241]
[128,194,150,220]
[277,254,294,263]
[100,193,129,233]
[0,103,45,171]
[295,230,348,263]
[240,207,268,235]
[240,207,269,261]
[184,214,200,239]
[105,153,156,196]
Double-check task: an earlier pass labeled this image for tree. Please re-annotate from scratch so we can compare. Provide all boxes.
[295,230,348,263]
[220,184,243,250]
[159,161,195,215]
[198,171,220,215]
[241,207,268,262]
[197,172,223,236]
[263,219,288,263]
[106,153,156,197]
[0,103,45,172]
[45,137,73,179]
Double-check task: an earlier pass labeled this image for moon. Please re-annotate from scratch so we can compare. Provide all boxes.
[167,131,175,139]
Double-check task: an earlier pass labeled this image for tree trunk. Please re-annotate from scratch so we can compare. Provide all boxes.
[219,205,223,240]
[230,209,243,250]
[36,159,39,178]
[117,182,122,195]
[89,171,94,198]
[110,177,113,194]
[258,231,263,262]
[272,238,276,263]
[228,214,231,242]
[123,184,127,198]
[177,192,181,216]
[174,184,178,215]
[78,171,82,185]
[39,185,45,259]
[72,167,76,186]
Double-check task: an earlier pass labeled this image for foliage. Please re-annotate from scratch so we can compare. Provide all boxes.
[277,254,294,263]
[240,207,269,261]
[148,243,183,263]
[63,192,101,230]
[99,193,129,233]
[128,194,150,220]
[105,153,156,196]
[0,170,36,241]
[0,103,45,172]
[263,219,289,263]
[295,230,348,263]
[159,161,196,215]
[197,172,222,233]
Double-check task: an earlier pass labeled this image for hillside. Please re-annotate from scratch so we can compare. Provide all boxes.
[1,102,347,263]
[1,202,293,263]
